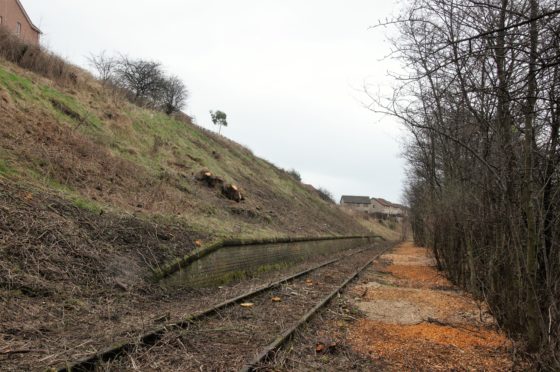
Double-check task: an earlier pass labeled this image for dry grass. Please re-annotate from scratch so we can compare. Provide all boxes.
[343,209,404,241]
[0,48,378,371]
[97,247,388,371]
[0,27,80,85]
[0,56,368,240]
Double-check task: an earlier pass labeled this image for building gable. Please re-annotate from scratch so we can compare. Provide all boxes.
[0,0,41,45]
[13,0,40,33]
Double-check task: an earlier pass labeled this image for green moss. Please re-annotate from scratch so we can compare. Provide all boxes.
[72,197,102,213]
[213,270,248,285]
[62,297,87,311]
[0,158,14,176]
[0,289,23,298]
[254,262,290,274]
[0,67,34,98]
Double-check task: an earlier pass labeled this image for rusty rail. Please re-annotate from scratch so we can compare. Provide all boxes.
[239,247,390,372]
[56,245,379,372]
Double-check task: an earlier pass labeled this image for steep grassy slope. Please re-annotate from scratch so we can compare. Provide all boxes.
[0,55,378,294]
[0,59,383,369]
[0,60,366,238]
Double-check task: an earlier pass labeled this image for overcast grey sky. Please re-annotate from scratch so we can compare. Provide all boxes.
[24,0,406,203]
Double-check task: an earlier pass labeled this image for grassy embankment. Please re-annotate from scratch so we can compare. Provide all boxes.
[0,57,399,295]
[0,33,403,370]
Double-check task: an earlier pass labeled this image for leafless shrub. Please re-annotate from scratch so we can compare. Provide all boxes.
[0,27,78,85]
[87,51,116,85]
[113,56,163,104]
[285,169,302,182]
[377,0,560,367]
[88,52,189,115]
[159,75,188,115]
[316,187,335,204]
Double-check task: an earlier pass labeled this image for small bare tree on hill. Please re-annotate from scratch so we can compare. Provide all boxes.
[159,75,188,115]
[88,52,189,115]
[87,51,116,85]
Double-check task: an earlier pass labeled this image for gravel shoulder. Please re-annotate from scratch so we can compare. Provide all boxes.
[258,241,529,371]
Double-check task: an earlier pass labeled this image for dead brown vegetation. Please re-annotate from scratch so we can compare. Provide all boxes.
[0,27,79,85]
[0,177,380,370]
[379,0,560,366]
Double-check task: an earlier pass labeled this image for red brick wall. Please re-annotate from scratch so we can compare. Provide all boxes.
[0,0,40,45]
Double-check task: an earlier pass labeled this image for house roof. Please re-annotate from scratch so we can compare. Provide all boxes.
[15,0,42,34]
[374,198,392,207]
[373,198,404,209]
[340,195,371,204]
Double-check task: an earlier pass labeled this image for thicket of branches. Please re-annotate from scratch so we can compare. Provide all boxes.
[88,52,188,115]
[374,0,560,366]
[0,27,77,84]
[316,187,336,204]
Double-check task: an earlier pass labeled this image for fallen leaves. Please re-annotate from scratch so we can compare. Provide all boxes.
[240,303,254,308]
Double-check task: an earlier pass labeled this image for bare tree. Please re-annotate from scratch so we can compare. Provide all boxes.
[114,56,164,103]
[87,51,116,85]
[159,75,188,115]
[374,0,560,366]
[88,52,189,116]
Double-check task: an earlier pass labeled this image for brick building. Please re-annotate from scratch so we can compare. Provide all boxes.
[340,195,372,214]
[0,0,41,45]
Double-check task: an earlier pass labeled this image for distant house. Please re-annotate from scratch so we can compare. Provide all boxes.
[0,0,41,45]
[370,197,385,214]
[373,198,405,216]
[341,194,407,217]
[340,195,371,213]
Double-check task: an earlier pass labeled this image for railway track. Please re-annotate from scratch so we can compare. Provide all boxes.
[57,241,392,371]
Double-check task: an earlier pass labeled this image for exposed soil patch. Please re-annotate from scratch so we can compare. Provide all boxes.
[348,321,513,371]
[351,283,486,325]
[345,242,526,370]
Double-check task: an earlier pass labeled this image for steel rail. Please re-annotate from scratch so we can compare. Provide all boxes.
[56,244,381,372]
[239,246,391,372]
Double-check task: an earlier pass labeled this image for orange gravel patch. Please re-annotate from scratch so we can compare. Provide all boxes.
[348,320,514,371]
[390,242,429,258]
[383,243,453,289]
[386,264,453,289]
[346,242,519,370]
